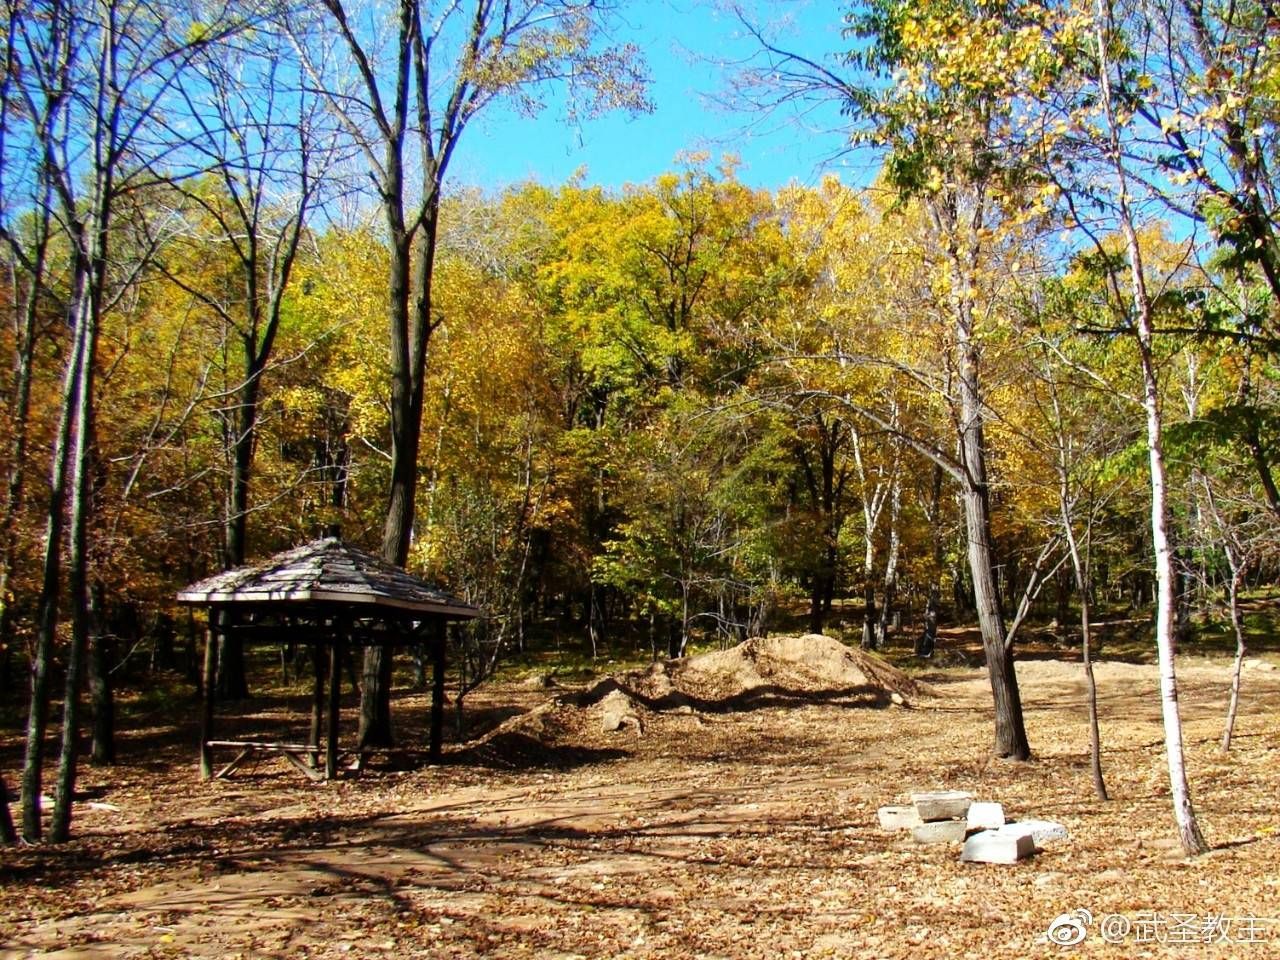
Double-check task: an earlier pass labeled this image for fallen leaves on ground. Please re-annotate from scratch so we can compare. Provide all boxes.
[2,642,1278,959]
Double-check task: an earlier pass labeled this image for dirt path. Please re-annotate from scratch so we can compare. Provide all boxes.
[3,654,1279,958]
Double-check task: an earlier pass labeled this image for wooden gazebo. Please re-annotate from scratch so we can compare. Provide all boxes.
[177,536,481,781]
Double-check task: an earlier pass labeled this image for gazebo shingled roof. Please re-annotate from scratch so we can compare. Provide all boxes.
[177,536,480,619]
[178,536,480,782]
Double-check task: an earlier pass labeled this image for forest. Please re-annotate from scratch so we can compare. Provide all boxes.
[1,0,1279,931]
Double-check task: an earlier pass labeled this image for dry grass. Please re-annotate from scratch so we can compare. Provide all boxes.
[2,637,1279,959]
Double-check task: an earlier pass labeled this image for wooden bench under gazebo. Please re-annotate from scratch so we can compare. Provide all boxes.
[177,535,481,780]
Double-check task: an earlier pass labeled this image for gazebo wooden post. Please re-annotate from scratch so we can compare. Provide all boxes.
[326,618,345,779]
[199,610,219,779]
[309,638,325,767]
[429,617,447,763]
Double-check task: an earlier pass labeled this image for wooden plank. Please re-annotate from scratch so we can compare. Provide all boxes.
[200,623,217,780]
[349,746,430,756]
[282,750,327,782]
[206,740,318,751]
[214,747,252,780]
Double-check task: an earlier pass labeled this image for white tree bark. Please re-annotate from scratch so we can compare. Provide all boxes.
[1095,0,1207,855]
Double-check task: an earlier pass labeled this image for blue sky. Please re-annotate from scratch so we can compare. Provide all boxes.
[450,0,875,192]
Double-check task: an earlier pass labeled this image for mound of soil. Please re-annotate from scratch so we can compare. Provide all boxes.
[674,634,931,703]
[459,634,930,764]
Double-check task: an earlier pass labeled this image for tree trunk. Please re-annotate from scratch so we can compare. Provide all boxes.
[0,281,41,704]
[878,470,902,646]
[918,583,940,658]
[962,480,1030,760]
[89,581,114,765]
[1094,0,1207,849]
[21,247,90,842]
[215,609,248,700]
[363,187,438,748]
[1080,599,1106,801]
[358,643,395,751]
[1061,497,1107,801]
[859,483,877,650]
[50,611,87,843]
[1221,565,1246,752]
[0,772,15,845]
[0,134,54,729]
[1174,549,1193,646]
[1240,392,1280,519]
[955,273,1030,760]
[808,575,826,635]
[380,212,431,567]
[52,236,105,842]
[860,576,877,650]
[1138,343,1208,854]
[214,371,262,702]
[917,465,945,658]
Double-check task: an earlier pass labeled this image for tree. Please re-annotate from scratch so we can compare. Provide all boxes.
[850,419,898,650]
[9,0,242,843]
[0,0,64,840]
[1129,0,1280,310]
[1026,315,1129,801]
[735,0,1076,758]
[1040,0,1211,854]
[165,31,334,699]
[1194,469,1270,752]
[289,0,647,747]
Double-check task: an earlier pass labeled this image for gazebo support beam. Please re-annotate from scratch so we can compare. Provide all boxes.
[200,618,218,780]
[429,618,447,763]
[309,641,325,765]
[326,622,344,779]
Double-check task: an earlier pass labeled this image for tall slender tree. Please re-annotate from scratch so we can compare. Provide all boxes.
[290,0,647,747]
[8,0,241,842]
[736,0,1056,757]
[164,30,335,699]
[1044,0,1211,854]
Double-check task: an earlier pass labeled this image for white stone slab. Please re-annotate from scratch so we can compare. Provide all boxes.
[967,801,1005,830]
[961,829,1034,863]
[878,805,923,831]
[910,790,973,822]
[912,819,969,844]
[997,819,1068,845]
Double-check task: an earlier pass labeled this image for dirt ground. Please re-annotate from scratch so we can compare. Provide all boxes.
[2,634,1279,959]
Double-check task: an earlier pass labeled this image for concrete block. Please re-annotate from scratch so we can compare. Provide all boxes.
[967,801,1005,830]
[961,829,1034,863]
[911,819,969,844]
[997,819,1068,845]
[877,805,923,831]
[910,790,973,822]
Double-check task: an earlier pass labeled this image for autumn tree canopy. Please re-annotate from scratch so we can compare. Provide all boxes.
[2,0,1279,851]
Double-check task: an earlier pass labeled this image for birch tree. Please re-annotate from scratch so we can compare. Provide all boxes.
[1043,0,1211,854]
